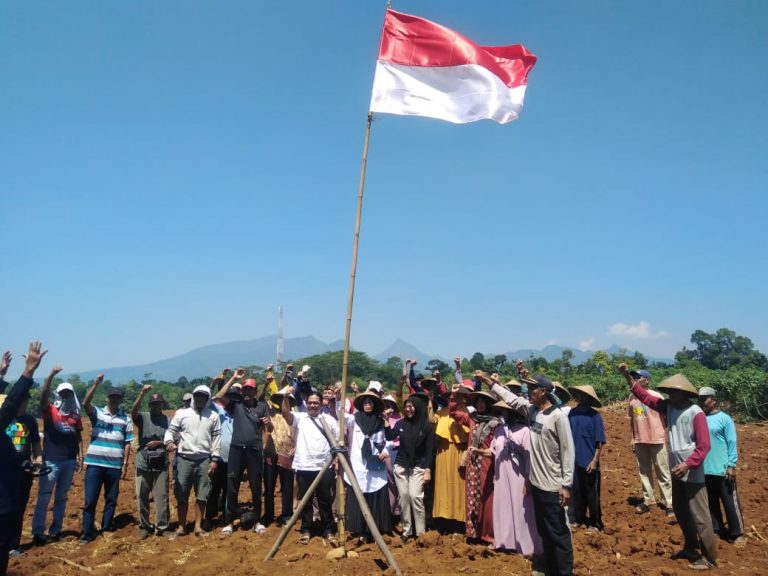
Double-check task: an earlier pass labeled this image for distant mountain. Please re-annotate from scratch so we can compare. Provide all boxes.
[69,336,672,385]
[373,338,442,366]
[72,335,340,384]
[503,344,673,365]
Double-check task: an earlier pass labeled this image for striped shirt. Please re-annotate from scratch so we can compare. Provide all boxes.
[84,406,134,469]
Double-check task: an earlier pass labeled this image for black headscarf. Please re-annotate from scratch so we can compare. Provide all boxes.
[399,396,431,468]
[469,397,501,448]
[355,402,384,462]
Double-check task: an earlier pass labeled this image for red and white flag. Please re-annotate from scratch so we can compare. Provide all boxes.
[370,9,537,124]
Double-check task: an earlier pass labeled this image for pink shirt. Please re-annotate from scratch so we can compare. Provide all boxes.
[627,389,666,445]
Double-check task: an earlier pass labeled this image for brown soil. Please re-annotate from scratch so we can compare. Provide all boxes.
[9,407,768,575]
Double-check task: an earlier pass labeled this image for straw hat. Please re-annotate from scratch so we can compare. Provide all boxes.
[468,390,497,408]
[505,379,522,393]
[657,373,698,397]
[353,391,384,413]
[420,377,438,389]
[455,380,475,394]
[492,399,514,412]
[382,394,399,410]
[567,385,602,408]
[552,381,572,403]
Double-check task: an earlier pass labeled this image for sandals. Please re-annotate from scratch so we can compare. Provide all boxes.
[221,525,234,535]
[299,532,311,545]
[324,532,340,547]
[688,558,715,571]
[168,529,187,541]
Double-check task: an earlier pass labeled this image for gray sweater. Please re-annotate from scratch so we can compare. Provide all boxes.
[491,383,575,492]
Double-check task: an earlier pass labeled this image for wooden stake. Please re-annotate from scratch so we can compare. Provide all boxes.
[263,454,335,561]
[338,111,374,539]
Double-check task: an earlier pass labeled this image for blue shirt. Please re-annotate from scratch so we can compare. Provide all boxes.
[84,406,134,469]
[212,402,234,464]
[703,411,738,476]
[568,405,606,469]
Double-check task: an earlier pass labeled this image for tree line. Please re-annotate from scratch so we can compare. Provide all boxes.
[23,328,768,422]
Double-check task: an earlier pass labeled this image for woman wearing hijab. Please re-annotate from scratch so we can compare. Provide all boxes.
[384,395,435,542]
[450,389,501,544]
[382,395,402,520]
[343,391,392,542]
[32,366,83,545]
[490,400,542,556]
[432,382,470,532]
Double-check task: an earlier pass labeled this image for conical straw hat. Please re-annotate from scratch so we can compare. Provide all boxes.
[656,373,698,397]
[567,384,602,408]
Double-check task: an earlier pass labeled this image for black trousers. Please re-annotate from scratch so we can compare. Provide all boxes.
[1,511,15,576]
[705,474,744,539]
[226,446,263,525]
[205,461,228,521]
[569,465,603,530]
[296,468,335,534]
[531,484,573,576]
[263,457,294,523]
[10,474,33,550]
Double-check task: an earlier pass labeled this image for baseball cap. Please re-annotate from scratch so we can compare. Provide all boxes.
[148,393,166,404]
[367,381,383,394]
[106,387,124,398]
[528,374,554,392]
[242,379,257,390]
[698,386,717,398]
[182,392,193,402]
[630,369,652,380]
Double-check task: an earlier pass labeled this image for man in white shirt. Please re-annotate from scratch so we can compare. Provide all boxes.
[280,386,338,545]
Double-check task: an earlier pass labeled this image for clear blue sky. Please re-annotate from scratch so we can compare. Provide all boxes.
[2,1,766,373]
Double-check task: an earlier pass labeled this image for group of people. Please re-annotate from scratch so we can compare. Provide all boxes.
[0,344,747,575]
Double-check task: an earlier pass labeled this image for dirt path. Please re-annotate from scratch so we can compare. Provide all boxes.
[10,407,768,575]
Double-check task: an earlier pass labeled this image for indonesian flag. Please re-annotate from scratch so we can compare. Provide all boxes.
[370,9,537,124]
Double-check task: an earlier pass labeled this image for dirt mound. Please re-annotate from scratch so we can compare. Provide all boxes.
[8,410,768,575]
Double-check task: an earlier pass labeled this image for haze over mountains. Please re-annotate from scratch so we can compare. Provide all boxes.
[70,335,673,384]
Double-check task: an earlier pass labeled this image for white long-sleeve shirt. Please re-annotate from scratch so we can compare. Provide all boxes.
[165,404,221,461]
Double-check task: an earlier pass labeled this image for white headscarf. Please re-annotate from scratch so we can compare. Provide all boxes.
[54,382,81,417]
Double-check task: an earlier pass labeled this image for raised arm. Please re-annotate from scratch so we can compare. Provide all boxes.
[213,367,245,401]
[40,365,63,410]
[82,373,105,417]
[619,363,664,412]
[1,342,46,429]
[453,357,463,386]
[131,384,152,423]
[484,372,530,417]
[281,385,295,426]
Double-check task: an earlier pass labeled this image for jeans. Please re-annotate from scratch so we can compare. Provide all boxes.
[82,465,122,539]
[32,458,77,538]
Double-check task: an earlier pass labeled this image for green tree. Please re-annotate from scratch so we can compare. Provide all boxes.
[679,328,768,370]
[470,352,485,371]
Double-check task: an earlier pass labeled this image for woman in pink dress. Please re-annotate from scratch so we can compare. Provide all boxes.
[490,400,542,557]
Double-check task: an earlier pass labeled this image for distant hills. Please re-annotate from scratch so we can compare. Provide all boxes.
[71,336,673,384]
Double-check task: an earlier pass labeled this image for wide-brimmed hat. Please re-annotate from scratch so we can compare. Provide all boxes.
[492,400,515,412]
[552,381,572,403]
[567,385,602,408]
[382,394,399,410]
[270,385,296,407]
[504,379,522,393]
[182,392,193,402]
[353,391,384,413]
[520,375,539,388]
[455,380,475,395]
[468,390,497,407]
[420,377,437,389]
[657,374,698,397]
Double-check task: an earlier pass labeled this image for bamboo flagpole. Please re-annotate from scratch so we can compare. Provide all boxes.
[337,111,374,541]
